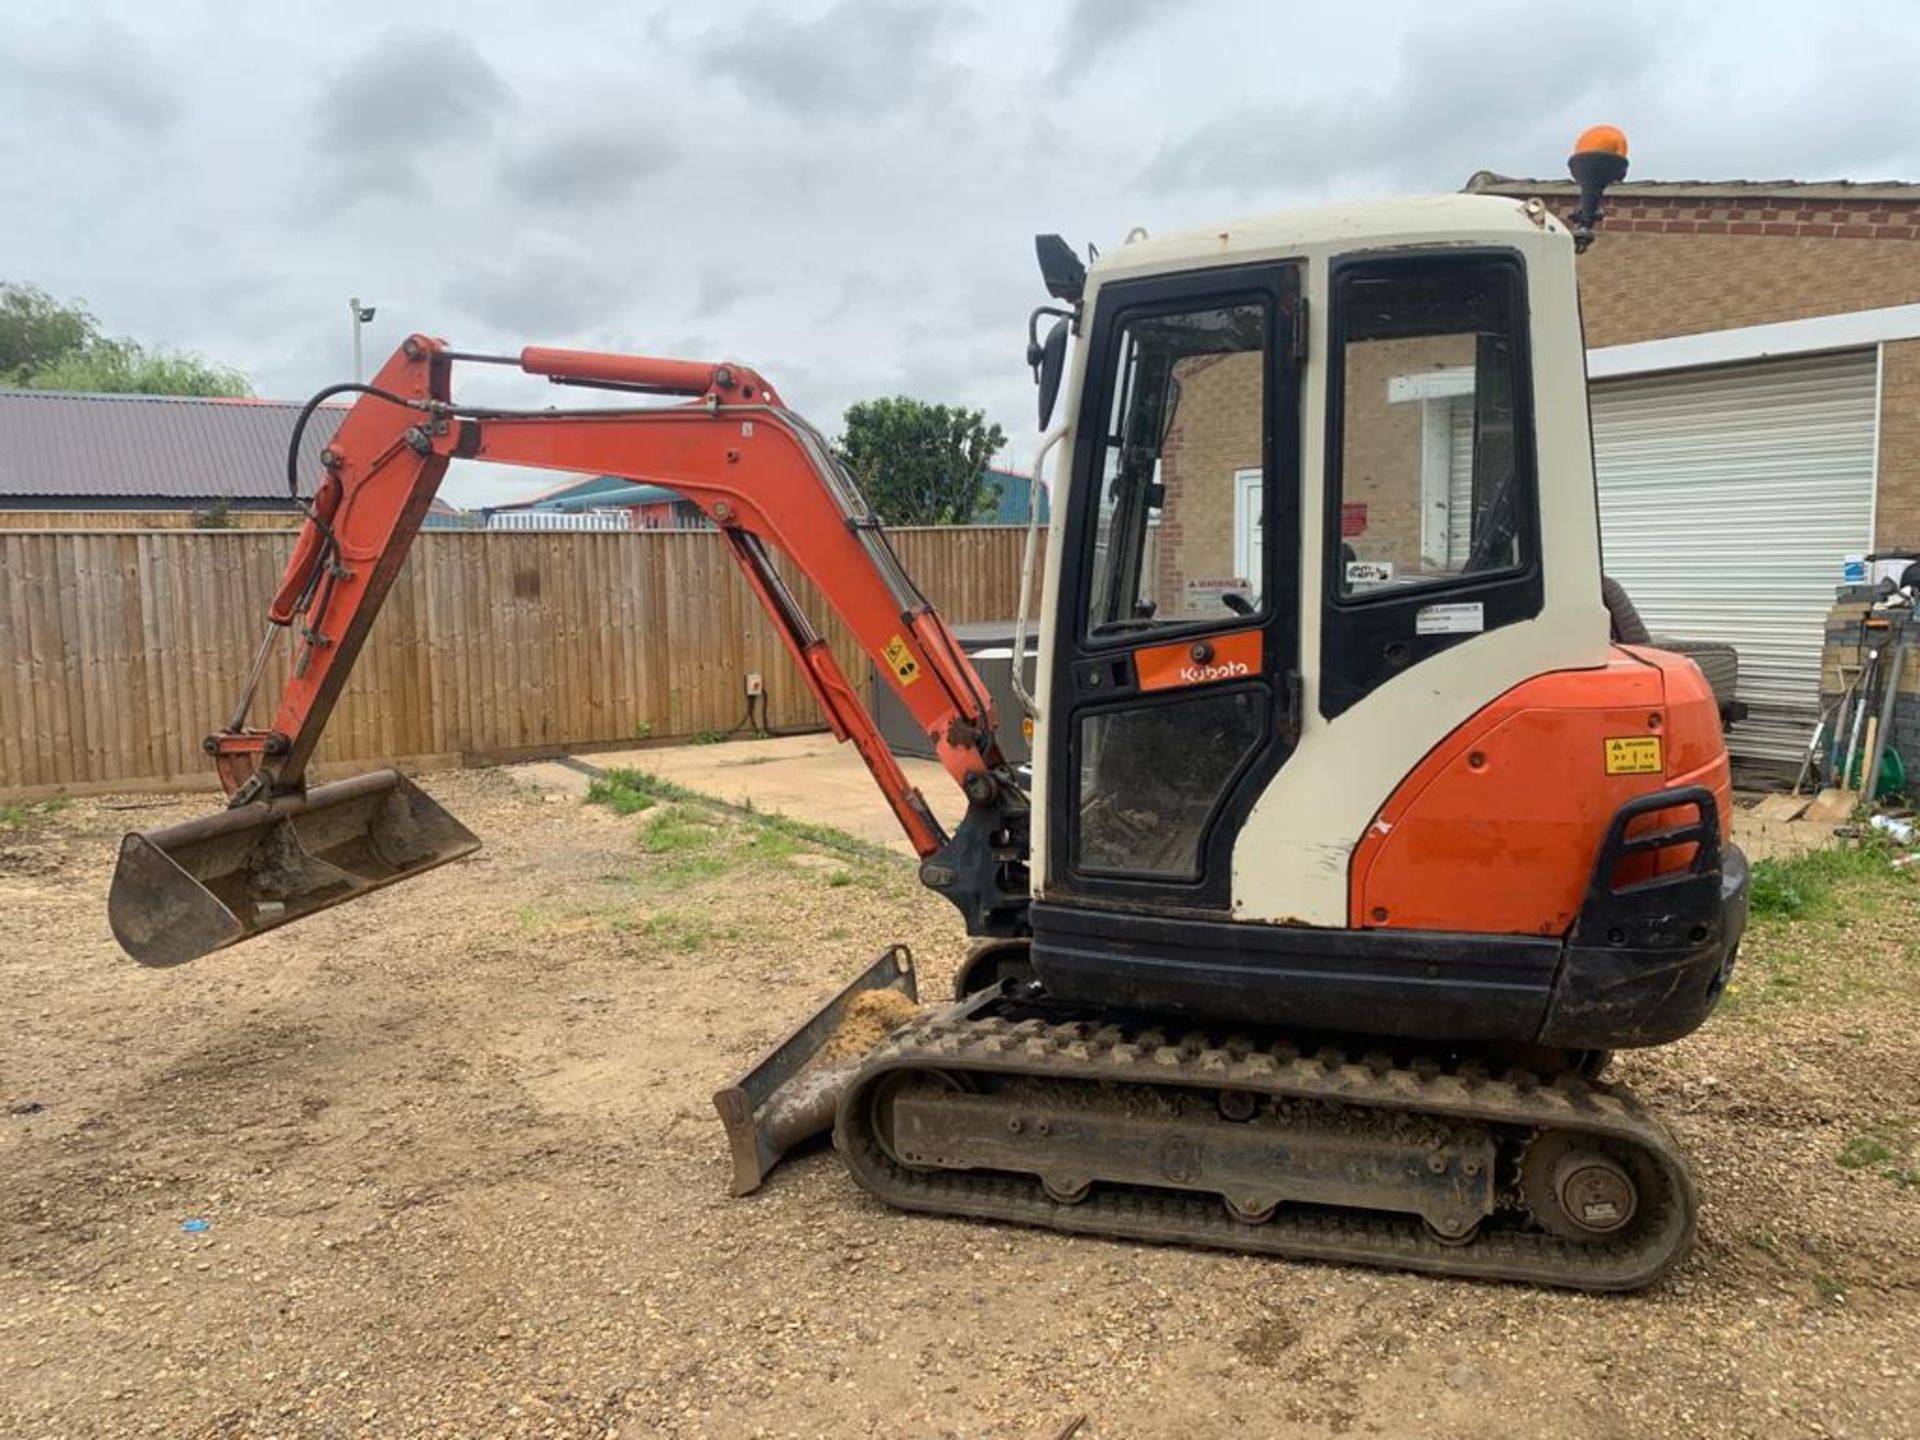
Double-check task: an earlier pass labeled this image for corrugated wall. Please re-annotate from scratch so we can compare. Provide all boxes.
[0,525,1046,798]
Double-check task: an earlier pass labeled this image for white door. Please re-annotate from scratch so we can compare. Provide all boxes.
[1589,351,1879,766]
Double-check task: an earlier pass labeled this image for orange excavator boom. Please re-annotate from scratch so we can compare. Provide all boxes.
[107,335,1029,966]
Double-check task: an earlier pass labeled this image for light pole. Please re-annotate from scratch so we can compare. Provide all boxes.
[349,298,377,380]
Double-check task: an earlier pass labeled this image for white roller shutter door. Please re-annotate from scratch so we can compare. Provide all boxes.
[1590,351,1878,766]
[1447,397,1475,568]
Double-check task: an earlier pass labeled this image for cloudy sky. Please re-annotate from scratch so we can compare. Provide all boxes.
[5,0,1917,506]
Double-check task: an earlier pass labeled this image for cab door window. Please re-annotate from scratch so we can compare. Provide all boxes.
[1084,301,1268,637]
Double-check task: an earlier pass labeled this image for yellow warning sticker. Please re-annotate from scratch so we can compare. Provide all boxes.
[1604,736,1663,775]
[882,633,922,687]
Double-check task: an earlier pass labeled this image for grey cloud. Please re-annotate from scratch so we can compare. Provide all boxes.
[692,270,765,319]
[815,270,924,325]
[695,0,960,119]
[446,250,625,337]
[0,18,180,132]
[1052,0,1166,79]
[314,26,513,181]
[499,130,680,208]
[1139,7,1654,196]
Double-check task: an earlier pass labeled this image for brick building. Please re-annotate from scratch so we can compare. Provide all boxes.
[1467,174,1920,766]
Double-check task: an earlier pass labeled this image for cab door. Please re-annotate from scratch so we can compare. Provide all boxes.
[1045,263,1303,914]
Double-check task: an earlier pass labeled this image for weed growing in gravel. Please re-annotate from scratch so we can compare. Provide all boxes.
[1720,839,1917,1020]
[586,769,704,810]
[1747,839,1910,920]
[1836,1118,1918,1185]
[584,766,898,876]
[0,798,71,829]
[639,805,717,855]
[612,803,726,881]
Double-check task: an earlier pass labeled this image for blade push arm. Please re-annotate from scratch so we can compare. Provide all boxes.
[214,335,1011,858]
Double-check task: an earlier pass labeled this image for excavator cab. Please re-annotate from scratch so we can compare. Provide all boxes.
[1017,141,1741,1056]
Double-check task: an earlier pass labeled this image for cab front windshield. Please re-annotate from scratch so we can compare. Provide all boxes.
[1084,301,1268,638]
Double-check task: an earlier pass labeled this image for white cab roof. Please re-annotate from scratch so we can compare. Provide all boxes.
[1088,192,1566,287]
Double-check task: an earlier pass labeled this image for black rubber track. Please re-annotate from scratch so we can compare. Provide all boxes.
[834,1007,1697,1292]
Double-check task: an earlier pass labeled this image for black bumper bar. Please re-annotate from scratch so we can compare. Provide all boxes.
[1031,786,1748,1052]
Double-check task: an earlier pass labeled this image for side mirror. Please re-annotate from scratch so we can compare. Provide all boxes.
[1566,124,1630,253]
[1036,315,1069,428]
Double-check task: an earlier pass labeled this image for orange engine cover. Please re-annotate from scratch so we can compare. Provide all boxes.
[1349,646,1732,937]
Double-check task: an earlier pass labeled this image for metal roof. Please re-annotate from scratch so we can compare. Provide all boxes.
[0,388,348,504]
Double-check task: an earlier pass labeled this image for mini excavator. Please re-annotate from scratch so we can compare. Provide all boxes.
[109,130,1746,1289]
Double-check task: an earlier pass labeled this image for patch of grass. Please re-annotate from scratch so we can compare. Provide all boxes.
[637,805,716,855]
[690,729,729,745]
[1836,1118,1916,1186]
[749,826,803,862]
[584,768,703,813]
[1747,840,1908,921]
[742,808,891,863]
[581,765,904,890]
[0,798,71,829]
[1719,837,1918,1021]
[637,908,719,954]
[1838,1135,1896,1169]
[515,903,558,931]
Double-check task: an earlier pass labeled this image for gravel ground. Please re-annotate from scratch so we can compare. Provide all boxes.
[2,768,1917,1439]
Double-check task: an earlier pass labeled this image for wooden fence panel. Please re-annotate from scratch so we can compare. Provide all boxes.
[0,525,1048,797]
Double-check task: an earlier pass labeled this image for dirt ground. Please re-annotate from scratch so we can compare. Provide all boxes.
[3,768,1917,1440]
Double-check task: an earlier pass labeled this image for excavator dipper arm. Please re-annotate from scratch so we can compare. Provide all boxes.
[107,335,1026,966]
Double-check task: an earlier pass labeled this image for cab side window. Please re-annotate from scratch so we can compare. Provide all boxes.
[1332,259,1528,597]
[1319,253,1541,719]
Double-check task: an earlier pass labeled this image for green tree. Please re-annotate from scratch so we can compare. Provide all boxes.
[0,280,252,397]
[836,396,1008,526]
[1,282,101,383]
[23,338,252,398]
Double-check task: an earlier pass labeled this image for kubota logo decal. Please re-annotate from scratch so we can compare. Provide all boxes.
[1135,629,1264,693]
[1176,659,1252,686]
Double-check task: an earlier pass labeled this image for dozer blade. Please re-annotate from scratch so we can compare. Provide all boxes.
[108,769,479,967]
[713,945,918,1196]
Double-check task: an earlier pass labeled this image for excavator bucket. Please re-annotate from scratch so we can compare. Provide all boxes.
[713,945,919,1196]
[108,770,479,967]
